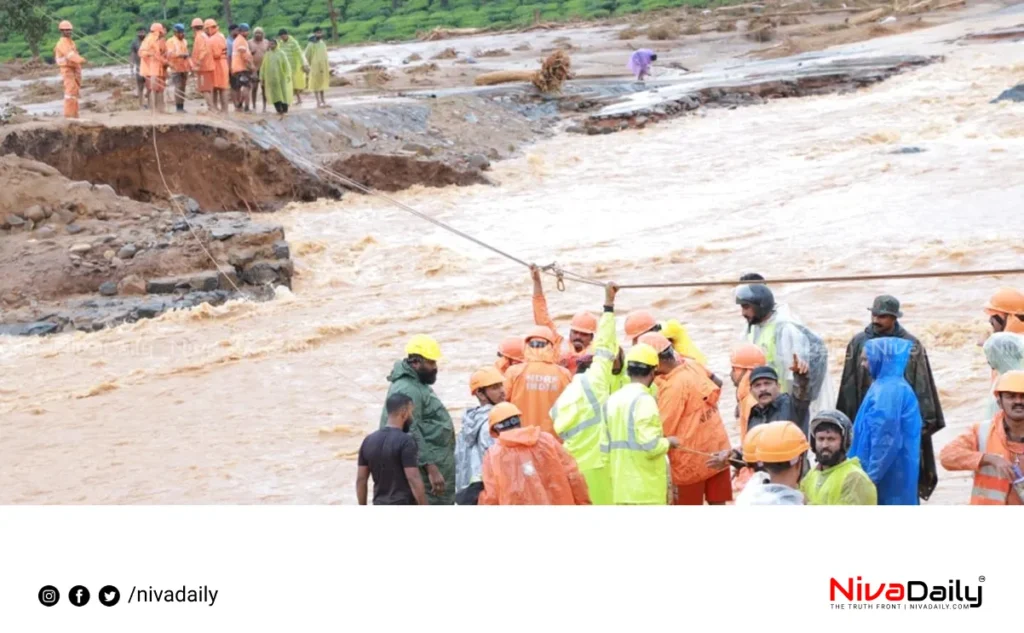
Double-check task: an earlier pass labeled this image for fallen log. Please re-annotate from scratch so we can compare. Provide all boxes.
[934,0,966,10]
[899,0,935,14]
[472,50,573,92]
[847,7,888,25]
[474,70,535,86]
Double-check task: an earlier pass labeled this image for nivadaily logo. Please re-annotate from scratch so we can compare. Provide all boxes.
[829,576,984,610]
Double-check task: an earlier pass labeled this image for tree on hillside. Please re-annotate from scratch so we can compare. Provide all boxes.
[0,1,48,59]
[223,0,233,26]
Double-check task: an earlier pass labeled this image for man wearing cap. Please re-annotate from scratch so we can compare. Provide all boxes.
[166,24,191,113]
[455,367,505,505]
[379,335,456,505]
[940,370,1024,505]
[529,265,596,374]
[249,27,271,112]
[800,410,876,505]
[836,294,944,501]
[746,356,812,437]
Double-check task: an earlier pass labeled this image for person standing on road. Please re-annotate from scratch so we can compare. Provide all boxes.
[305,27,330,108]
[190,18,215,112]
[249,27,271,113]
[130,26,148,109]
[357,393,427,506]
[205,19,230,113]
[166,25,191,113]
[277,29,308,106]
[54,21,86,119]
[139,23,168,114]
[230,24,253,112]
[379,335,456,505]
[259,38,293,116]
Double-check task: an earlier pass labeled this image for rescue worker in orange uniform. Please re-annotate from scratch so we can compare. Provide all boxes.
[205,19,230,113]
[504,325,572,438]
[529,265,597,374]
[478,403,591,505]
[640,332,733,505]
[495,336,525,374]
[625,309,720,386]
[166,24,191,113]
[940,370,1024,505]
[730,343,768,440]
[139,23,168,113]
[230,24,253,112]
[190,18,216,111]
[54,21,86,119]
[734,422,770,494]
[984,287,1024,336]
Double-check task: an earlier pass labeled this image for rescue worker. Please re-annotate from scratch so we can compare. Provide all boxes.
[305,27,330,108]
[982,333,1024,418]
[504,325,572,438]
[530,265,596,374]
[800,410,877,505]
[735,420,808,505]
[733,421,770,494]
[455,367,505,505]
[379,335,455,505]
[139,23,168,114]
[640,332,732,505]
[848,338,922,505]
[277,29,309,106]
[836,294,944,501]
[230,24,253,112]
[746,359,811,437]
[940,370,1024,505]
[54,21,86,119]
[624,309,707,367]
[166,24,191,113]
[984,287,1024,335]
[736,283,832,415]
[495,336,525,374]
[259,38,293,116]
[478,403,591,505]
[130,26,148,109]
[205,19,230,113]
[729,343,767,440]
[604,343,681,505]
[249,27,271,112]
[190,18,215,112]
[551,282,620,505]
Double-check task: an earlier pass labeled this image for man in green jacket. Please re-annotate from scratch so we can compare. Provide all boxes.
[379,335,456,505]
[800,410,877,505]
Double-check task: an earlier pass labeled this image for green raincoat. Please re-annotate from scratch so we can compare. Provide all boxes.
[379,360,456,505]
[304,39,330,92]
[278,36,307,91]
[259,48,293,107]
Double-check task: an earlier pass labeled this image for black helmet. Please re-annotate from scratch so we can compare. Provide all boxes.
[735,284,775,322]
[809,410,853,452]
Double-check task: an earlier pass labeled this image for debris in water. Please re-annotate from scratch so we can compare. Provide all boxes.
[891,146,926,154]
[991,84,1024,104]
[533,50,573,93]
[430,47,459,60]
[318,425,363,436]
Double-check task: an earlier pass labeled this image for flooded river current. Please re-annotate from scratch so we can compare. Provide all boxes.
[2,38,1022,505]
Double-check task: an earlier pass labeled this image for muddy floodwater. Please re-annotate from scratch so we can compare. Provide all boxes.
[2,22,1022,504]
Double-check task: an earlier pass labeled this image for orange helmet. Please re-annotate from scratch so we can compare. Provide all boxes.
[151,22,165,33]
[191,18,205,28]
[637,332,672,355]
[984,287,1024,317]
[488,402,522,436]
[497,336,525,362]
[59,20,73,31]
[742,424,769,462]
[754,421,809,463]
[569,311,598,335]
[730,343,767,370]
[204,18,218,29]
[469,367,505,396]
[994,369,1024,396]
[525,325,556,346]
[624,310,657,340]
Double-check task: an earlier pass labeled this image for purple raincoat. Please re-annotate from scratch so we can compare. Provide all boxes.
[628,49,655,79]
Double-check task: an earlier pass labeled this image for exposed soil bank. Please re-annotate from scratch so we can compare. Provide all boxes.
[329,153,492,192]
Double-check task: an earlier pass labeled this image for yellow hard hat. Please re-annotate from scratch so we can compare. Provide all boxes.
[742,424,769,462]
[625,343,659,367]
[754,421,809,463]
[994,369,1024,395]
[405,334,441,362]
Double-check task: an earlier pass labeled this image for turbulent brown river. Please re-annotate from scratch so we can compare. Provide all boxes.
[2,29,1022,504]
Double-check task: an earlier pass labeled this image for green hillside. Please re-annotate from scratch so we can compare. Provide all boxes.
[1,0,724,63]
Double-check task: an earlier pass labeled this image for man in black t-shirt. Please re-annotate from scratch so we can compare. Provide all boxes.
[357,393,427,505]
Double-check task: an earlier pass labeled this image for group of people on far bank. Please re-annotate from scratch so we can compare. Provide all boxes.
[53,19,331,119]
[357,271,1024,506]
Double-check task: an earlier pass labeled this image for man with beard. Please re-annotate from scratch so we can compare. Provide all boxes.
[940,370,1024,505]
[836,294,944,501]
[358,393,427,505]
[800,410,877,505]
[530,265,597,374]
[379,335,455,505]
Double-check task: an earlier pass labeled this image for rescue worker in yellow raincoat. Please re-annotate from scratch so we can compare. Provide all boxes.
[551,281,621,505]
[604,343,681,505]
[800,410,877,505]
[54,21,86,118]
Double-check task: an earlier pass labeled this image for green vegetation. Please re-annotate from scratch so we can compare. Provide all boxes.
[1,0,731,63]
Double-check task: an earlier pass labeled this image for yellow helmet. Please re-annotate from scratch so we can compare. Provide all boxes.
[625,343,659,367]
[754,421,809,463]
[405,334,442,362]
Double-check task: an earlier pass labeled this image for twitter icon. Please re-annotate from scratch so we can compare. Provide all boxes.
[98,585,120,607]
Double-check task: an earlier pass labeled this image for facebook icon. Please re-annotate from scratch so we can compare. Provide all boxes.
[69,585,90,607]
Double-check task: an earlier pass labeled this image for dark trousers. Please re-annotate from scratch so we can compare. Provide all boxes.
[171,73,187,107]
[273,101,288,114]
[455,481,484,505]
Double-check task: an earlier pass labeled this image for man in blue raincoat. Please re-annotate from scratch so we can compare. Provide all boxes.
[849,338,922,505]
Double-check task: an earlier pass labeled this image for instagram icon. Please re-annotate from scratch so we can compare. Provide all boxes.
[38,586,60,607]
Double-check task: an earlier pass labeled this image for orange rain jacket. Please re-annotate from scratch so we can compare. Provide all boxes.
[504,345,572,439]
[939,412,1023,505]
[166,35,191,73]
[656,360,731,486]
[207,29,230,89]
[191,31,214,72]
[532,293,586,374]
[230,33,252,74]
[139,32,168,78]
[54,37,85,118]
[479,426,592,505]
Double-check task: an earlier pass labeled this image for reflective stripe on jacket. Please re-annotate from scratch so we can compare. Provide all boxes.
[940,414,1017,505]
[604,382,669,505]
